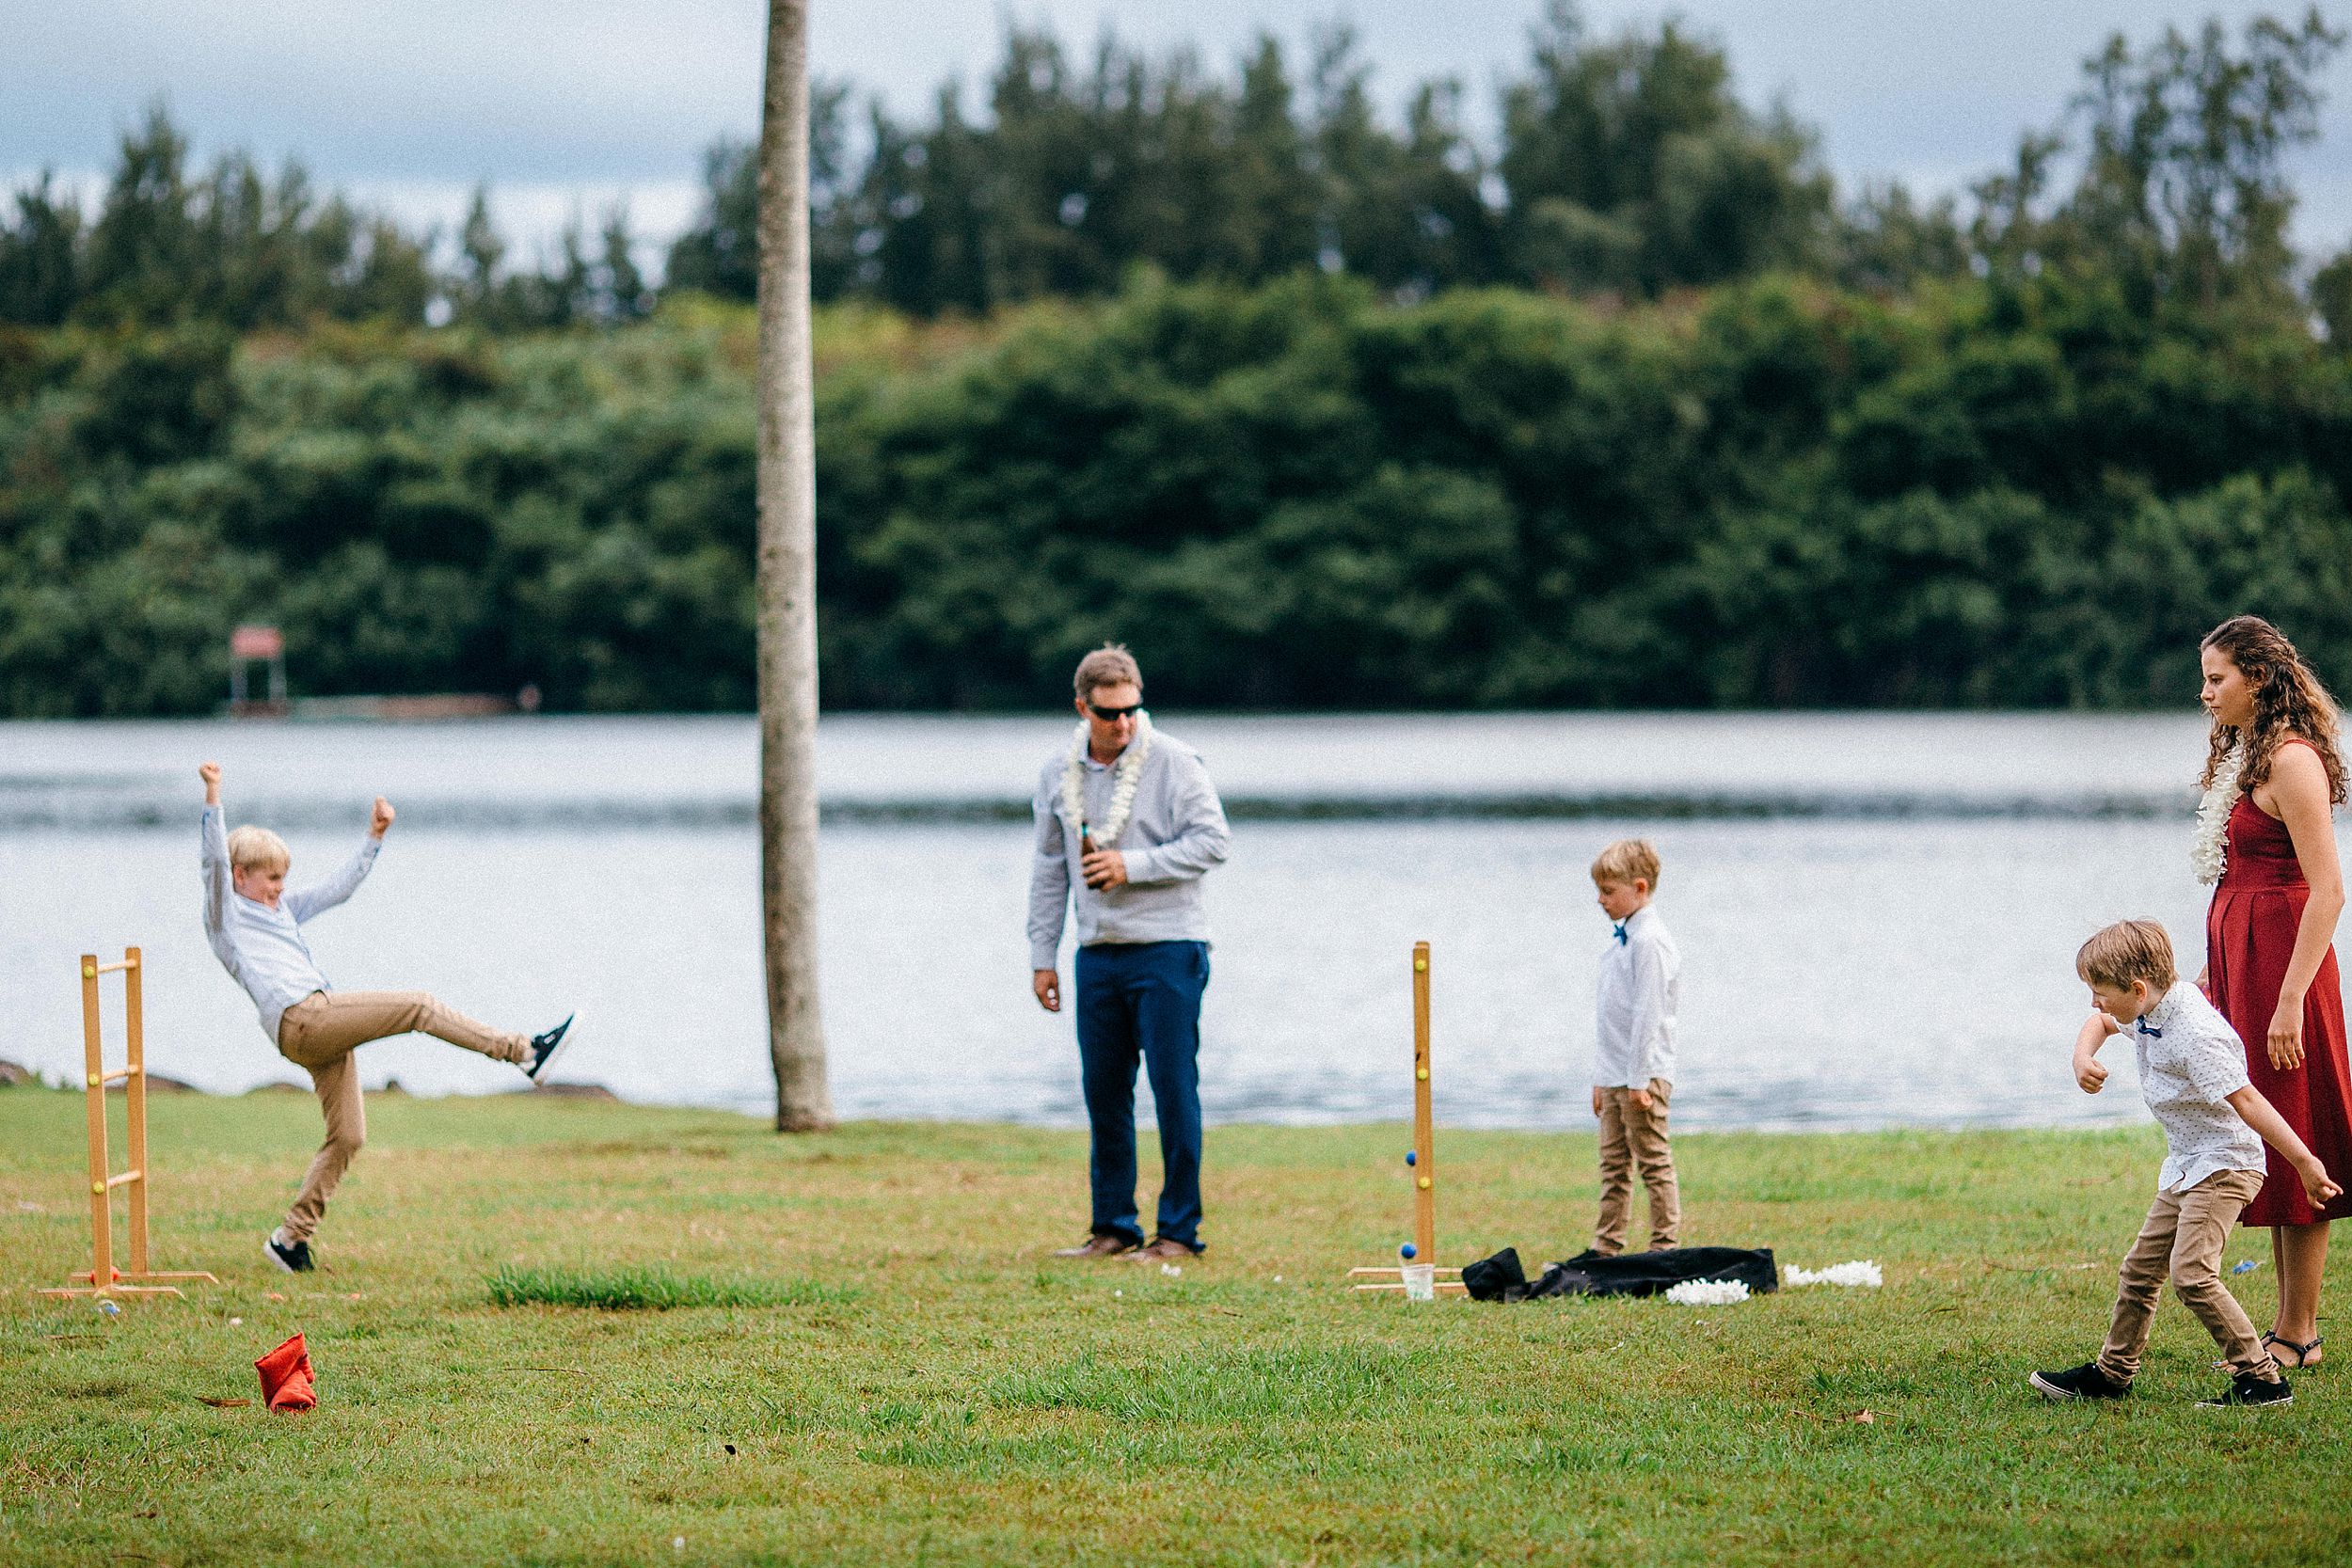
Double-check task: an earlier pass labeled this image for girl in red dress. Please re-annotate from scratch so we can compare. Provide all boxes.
[2198,615,2352,1369]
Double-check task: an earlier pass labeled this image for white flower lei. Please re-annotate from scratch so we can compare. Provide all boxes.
[1061,710,1153,850]
[2192,740,2245,886]
[1664,1279,1751,1307]
[1785,1259,1883,1289]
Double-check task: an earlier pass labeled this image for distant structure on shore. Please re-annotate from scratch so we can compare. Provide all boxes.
[225,624,541,721]
[226,625,287,717]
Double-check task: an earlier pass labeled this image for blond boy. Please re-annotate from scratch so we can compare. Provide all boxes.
[1589,837,1680,1254]
[199,762,572,1272]
[2031,920,2340,1408]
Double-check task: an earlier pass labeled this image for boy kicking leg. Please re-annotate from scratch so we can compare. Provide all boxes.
[199,763,571,1271]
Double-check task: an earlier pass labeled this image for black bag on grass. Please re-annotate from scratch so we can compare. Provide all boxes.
[1462,1245,1777,1303]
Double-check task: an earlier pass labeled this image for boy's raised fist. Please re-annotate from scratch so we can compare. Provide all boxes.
[199,761,222,803]
[371,796,396,836]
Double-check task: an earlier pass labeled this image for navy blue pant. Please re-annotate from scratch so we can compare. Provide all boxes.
[1074,940,1209,1250]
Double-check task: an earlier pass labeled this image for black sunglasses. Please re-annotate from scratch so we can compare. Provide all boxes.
[1088,703,1144,721]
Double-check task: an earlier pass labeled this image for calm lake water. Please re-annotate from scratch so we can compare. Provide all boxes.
[3,712,2331,1133]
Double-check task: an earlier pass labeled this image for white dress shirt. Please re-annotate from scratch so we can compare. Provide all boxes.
[201,805,379,1045]
[2131,980,2265,1196]
[1594,903,1678,1089]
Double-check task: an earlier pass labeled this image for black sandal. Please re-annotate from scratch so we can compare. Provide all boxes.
[2263,1331,2323,1369]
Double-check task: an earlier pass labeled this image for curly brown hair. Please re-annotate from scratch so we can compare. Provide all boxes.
[2199,615,2347,804]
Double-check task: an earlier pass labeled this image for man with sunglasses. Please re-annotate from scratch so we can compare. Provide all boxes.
[1029,644,1232,1262]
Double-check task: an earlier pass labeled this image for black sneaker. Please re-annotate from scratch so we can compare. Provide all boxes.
[2197,1370,2293,1409]
[264,1228,313,1274]
[2030,1361,2131,1402]
[525,1015,575,1081]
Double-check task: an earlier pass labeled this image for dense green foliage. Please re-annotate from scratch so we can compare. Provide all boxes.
[2,7,2349,714]
[0,306,753,713]
[820,272,2352,709]
[5,271,2349,715]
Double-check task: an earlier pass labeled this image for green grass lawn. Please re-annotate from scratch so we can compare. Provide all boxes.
[3,1088,2347,1567]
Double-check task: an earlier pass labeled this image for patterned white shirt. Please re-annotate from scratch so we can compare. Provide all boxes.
[2130,981,2264,1195]
[1594,904,1677,1088]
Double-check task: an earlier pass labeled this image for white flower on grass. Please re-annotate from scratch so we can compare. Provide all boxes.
[1664,1279,1750,1306]
[1784,1259,1883,1289]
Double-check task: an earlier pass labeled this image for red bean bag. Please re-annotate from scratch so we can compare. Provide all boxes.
[254,1332,315,1413]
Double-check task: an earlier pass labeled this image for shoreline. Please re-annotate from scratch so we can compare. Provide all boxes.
[0,709,2215,834]
[0,1058,2157,1137]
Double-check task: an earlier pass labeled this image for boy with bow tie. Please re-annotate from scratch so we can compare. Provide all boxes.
[1590,838,1680,1255]
[2033,919,2339,1408]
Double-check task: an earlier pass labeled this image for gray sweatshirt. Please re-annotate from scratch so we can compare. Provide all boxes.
[201,804,379,1045]
[1027,729,1232,968]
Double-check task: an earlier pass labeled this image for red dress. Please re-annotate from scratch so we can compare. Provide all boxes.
[2205,760,2352,1226]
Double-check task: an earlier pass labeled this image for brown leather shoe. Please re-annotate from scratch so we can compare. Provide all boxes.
[1127,1237,1203,1262]
[1051,1234,1137,1259]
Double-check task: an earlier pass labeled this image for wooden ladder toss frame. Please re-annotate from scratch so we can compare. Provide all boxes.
[34,948,217,1300]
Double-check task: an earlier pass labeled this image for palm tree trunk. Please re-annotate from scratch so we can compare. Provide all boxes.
[755,0,834,1132]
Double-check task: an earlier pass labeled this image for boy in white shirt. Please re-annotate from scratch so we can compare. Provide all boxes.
[2032,919,2340,1408]
[199,762,572,1274]
[1589,838,1680,1255]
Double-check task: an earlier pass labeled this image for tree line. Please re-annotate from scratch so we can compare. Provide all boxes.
[6,265,2348,716]
[9,7,2347,331]
[2,6,2350,716]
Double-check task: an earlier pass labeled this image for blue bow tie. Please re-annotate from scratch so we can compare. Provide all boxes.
[2137,1017,2163,1038]
[1613,922,1629,945]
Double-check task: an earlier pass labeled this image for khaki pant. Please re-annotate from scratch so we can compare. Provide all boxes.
[276,991,529,1243]
[1595,1080,1679,1254]
[2096,1167,2280,1385]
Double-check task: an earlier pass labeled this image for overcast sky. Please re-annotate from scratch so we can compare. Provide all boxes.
[6,2,2348,273]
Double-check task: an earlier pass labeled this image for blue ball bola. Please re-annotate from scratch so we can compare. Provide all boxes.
[1400,1243,1418,1260]
[1404,1150,1418,1166]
